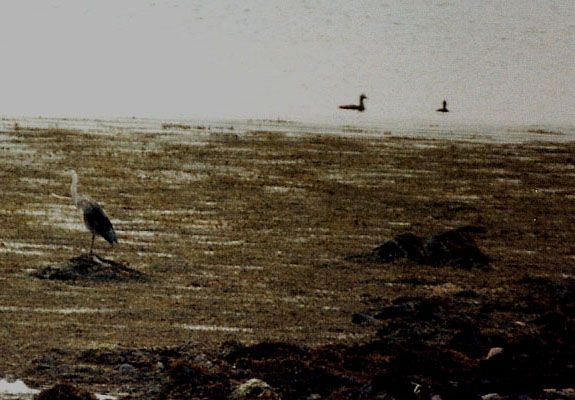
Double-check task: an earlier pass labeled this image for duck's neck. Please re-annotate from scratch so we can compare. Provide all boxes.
[359,97,365,107]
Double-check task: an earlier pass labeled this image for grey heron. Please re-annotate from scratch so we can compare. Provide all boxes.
[339,94,367,112]
[68,169,118,255]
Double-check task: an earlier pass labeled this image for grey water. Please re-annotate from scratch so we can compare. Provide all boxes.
[0,1,573,127]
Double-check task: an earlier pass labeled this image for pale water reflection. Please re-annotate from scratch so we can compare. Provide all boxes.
[0,116,573,144]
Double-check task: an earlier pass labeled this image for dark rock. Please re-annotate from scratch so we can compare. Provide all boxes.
[372,233,425,263]
[425,229,490,269]
[374,297,450,324]
[31,255,146,282]
[34,383,98,400]
[352,313,381,325]
[372,239,405,263]
[349,226,489,269]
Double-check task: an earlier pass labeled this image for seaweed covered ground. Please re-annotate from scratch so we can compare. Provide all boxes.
[1,125,575,399]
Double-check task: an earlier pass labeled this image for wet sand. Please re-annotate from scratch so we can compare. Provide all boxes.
[1,124,574,398]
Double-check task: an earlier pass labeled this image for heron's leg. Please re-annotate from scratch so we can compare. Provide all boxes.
[89,234,95,256]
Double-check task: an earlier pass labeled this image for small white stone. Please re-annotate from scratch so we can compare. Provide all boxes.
[485,347,503,360]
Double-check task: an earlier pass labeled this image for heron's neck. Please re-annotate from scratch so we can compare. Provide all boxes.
[70,173,79,205]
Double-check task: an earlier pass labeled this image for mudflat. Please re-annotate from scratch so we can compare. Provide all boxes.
[1,126,574,398]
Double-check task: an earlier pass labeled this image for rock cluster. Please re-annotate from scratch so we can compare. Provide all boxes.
[349,225,490,269]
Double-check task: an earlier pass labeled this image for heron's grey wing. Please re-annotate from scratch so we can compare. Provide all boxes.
[83,204,118,244]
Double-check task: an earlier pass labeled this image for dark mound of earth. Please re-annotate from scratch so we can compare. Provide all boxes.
[372,232,426,263]
[425,227,490,269]
[31,255,146,282]
[348,225,490,269]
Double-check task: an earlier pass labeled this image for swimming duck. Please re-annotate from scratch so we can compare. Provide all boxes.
[436,100,449,113]
[339,94,367,112]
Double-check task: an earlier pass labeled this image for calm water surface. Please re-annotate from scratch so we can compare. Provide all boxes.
[0,1,573,126]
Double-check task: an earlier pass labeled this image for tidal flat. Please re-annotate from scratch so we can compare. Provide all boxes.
[1,125,574,398]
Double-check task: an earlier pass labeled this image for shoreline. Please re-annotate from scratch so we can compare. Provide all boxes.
[1,115,574,144]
